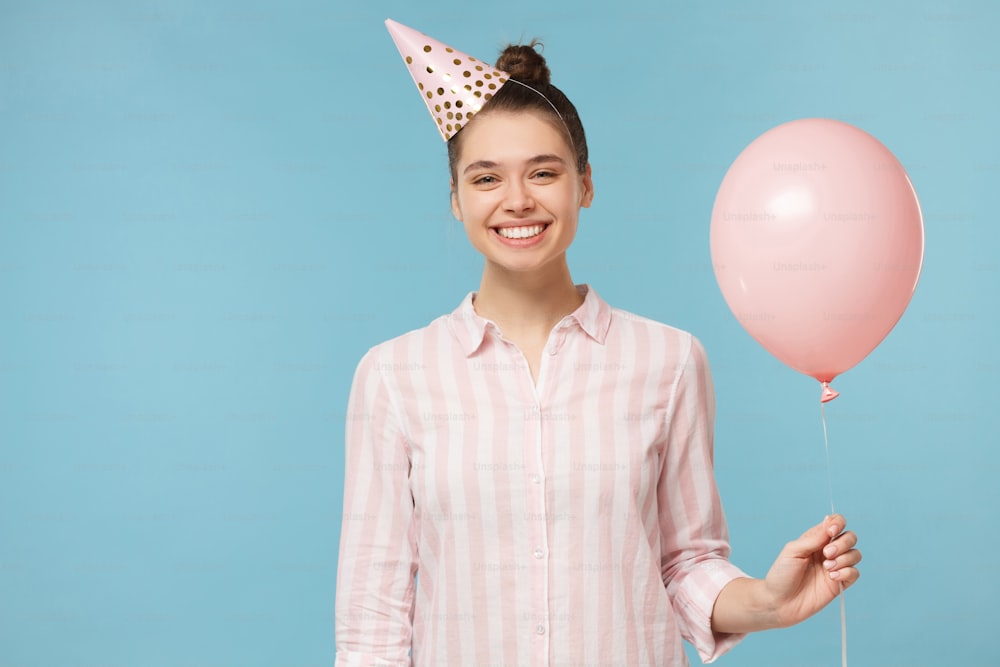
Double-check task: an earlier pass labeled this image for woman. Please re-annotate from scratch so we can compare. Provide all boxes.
[335,19,861,666]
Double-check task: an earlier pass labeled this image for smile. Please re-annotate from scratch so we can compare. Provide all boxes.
[495,224,548,239]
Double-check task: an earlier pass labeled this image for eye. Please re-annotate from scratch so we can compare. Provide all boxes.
[532,169,558,180]
[472,175,497,185]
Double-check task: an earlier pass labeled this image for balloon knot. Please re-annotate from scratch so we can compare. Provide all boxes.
[820,382,840,403]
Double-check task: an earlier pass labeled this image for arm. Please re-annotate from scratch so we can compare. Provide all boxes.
[335,349,417,667]
[711,514,861,634]
[658,335,750,663]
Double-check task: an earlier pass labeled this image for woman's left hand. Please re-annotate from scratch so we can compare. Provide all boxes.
[762,513,861,628]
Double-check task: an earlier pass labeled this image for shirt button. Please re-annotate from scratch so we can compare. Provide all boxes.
[535,624,546,635]
[533,548,544,559]
[547,345,557,355]
[531,473,542,484]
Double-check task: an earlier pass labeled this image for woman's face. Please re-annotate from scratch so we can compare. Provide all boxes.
[450,111,593,276]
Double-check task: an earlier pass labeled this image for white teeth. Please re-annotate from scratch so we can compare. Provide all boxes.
[497,224,545,239]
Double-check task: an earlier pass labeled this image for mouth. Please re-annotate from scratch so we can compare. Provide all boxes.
[491,223,550,240]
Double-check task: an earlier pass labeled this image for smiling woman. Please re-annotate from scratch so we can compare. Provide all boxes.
[333,19,862,667]
[449,112,593,288]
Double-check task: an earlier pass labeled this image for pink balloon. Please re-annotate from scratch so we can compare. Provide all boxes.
[710,118,924,402]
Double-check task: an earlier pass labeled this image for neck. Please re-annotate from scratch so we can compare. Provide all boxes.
[472,258,584,339]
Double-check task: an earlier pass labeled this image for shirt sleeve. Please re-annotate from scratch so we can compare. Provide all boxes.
[335,348,417,667]
[658,334,749,664]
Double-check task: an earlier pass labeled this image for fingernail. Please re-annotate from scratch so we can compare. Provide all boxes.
[824,559,836,570]
[823,544,836,558]
[829,570,841,580]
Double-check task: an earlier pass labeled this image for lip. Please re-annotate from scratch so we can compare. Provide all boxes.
[490,222,551,248]
[489,220,551,229]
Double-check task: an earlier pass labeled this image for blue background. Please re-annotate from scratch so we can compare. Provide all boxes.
[2,1,997,665]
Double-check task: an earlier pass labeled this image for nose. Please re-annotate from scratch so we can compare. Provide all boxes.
[502,179,534,213]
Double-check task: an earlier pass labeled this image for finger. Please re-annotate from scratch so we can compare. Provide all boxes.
[822,530,858,560]
[828,564,861,587]
[825,513,847,539]
[787,514,845,556]
[823,547,862,574]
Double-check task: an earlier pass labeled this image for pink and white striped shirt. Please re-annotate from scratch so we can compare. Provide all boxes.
[336,283,748,666]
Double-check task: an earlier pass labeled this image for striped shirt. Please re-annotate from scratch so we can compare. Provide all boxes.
[336,283,748,666]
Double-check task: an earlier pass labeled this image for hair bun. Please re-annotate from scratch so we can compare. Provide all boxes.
[494,41,551,85]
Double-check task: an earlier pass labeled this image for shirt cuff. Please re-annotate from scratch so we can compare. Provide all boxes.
[674,559,751,664]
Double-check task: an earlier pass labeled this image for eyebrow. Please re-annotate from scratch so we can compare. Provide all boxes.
[463,154,567,175]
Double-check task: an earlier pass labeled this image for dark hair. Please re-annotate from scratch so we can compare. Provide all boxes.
[447,40,589,178]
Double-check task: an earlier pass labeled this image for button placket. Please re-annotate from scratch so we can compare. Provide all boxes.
[523,352,549,661]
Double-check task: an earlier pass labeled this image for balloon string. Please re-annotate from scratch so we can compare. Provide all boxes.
[821,402,847,667]
[821,403,835,516]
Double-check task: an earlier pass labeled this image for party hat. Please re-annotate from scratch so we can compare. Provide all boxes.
[385,18,510,141]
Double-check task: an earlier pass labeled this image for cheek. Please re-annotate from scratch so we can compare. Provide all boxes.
[461,219,494,254]
[456,191,496,221]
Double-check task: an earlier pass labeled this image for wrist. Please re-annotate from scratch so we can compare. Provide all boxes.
[711,577,783,634]
[755,579,784,629]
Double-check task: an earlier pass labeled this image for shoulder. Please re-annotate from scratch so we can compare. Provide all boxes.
[608,305,704,357]
[353,313,453,375]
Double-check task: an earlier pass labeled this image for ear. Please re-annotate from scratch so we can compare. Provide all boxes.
[579,163,594,208]
[450,180,463,221]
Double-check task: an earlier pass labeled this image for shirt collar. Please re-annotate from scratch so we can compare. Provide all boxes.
[447,283,612,357]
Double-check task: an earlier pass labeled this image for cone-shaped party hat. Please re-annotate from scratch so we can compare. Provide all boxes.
[385,18,510,141]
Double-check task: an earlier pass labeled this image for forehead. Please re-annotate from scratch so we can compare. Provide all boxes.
[457,111,573,163]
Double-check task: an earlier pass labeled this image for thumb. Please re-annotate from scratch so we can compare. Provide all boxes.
[783,514,842,558]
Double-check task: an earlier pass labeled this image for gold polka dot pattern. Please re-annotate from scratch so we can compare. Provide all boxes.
[386,18,512,142]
